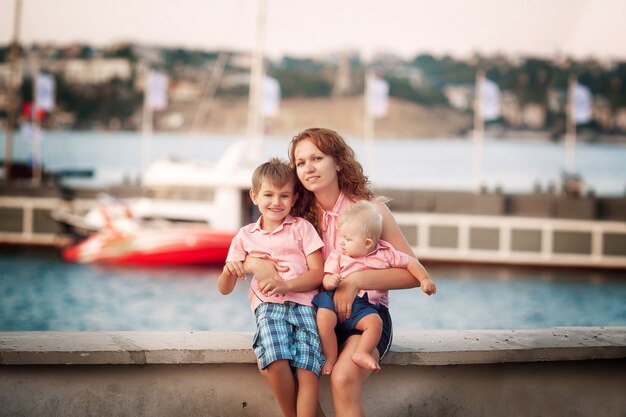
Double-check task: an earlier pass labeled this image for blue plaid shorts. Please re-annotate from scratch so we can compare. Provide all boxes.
[253,302,325,377]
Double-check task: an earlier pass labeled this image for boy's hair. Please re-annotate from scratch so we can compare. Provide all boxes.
[339,200,382,245]
[251,157,296,193]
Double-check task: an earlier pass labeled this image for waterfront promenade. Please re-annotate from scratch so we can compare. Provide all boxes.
[1,328,625,416]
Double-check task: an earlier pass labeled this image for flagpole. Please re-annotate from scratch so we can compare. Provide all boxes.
[31,58,42,186]
[473,68,485,193]
[363,68,375,174]
[4,0,22,182]
[565,74,577,174]
[141,65,153,176]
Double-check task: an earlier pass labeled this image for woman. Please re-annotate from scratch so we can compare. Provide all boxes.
[250,127,424,417]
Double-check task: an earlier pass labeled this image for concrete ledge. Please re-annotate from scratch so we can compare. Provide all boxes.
[1,328,625,417]
[1,327,625,366]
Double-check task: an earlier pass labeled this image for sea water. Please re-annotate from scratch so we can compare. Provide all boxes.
[1,248,625,332]
[1,131,625,195]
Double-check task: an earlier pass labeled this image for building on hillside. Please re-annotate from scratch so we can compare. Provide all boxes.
[63,58,132,85]
[522,103,546,129]
[442,84,474,111]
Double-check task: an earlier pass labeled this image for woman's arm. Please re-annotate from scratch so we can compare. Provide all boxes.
[256,250,324,296]
[242,255,288,281]
[376,200,416,257]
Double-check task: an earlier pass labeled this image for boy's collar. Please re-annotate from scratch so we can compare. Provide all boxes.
[251,214,296,233]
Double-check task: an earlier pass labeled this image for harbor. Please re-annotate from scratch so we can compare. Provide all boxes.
[2,1,626,415]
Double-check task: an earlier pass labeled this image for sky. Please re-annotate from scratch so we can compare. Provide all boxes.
[1,0,625,61]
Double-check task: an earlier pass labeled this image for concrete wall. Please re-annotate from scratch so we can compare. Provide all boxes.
[1,328,625,417]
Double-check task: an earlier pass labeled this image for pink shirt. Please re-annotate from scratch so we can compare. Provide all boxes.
[324,240,409,307]
[226,215,324,312]
[319,192,356,259]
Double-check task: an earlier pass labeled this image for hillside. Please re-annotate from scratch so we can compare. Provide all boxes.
[161,96,473,139]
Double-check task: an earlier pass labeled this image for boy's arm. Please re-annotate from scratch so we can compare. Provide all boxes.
[257,249,324,296]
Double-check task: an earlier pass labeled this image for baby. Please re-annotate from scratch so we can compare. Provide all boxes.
[313,200,436,374]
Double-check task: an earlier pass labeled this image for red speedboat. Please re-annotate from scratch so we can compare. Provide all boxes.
[62,224,235,266]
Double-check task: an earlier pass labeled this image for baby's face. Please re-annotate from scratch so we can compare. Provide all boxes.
[338,220,371,258]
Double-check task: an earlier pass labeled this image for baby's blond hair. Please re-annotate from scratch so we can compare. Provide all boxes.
[339,200,383,245]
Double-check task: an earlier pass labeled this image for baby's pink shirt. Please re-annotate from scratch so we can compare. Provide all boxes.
[324,240,409,307]
[226,215,324,312]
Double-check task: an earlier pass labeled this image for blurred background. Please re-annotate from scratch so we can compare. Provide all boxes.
[0,0,625,332]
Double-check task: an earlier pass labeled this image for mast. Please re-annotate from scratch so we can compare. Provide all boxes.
[363,68,375,173]
[4,0,23,181]
[565,73,577,174]
[246,0,267,141]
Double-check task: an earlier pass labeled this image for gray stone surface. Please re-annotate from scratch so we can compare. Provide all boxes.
[1,328,624,366]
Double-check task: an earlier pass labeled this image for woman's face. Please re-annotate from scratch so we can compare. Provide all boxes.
[293,138,339,194]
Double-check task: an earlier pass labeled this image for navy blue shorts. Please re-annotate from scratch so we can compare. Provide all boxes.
[312,290,393,360]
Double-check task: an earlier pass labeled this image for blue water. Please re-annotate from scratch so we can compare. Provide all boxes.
[1,248,625,332]
[1,131,625,195]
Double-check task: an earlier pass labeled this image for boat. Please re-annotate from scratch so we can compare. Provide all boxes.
[62,223,235,266]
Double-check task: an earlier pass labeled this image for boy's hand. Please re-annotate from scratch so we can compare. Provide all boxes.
[323,274,341,290]
[420,278,437,296]
[223,261,246,279]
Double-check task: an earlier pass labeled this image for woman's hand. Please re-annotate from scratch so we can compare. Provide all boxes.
[256,276,289,297]
[243,256,289,281]
[333,278,358,322]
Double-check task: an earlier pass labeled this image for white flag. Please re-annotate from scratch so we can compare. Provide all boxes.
[573,83,592,124]
[146,71,168,110]
[367,74,389,118]
[481,78,500,121]
[36,73,55,111]
[261,76,281,116]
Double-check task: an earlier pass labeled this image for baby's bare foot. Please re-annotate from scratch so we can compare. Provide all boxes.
[352,352,381,372]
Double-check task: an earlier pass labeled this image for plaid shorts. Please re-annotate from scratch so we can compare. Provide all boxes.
[253,302,325,377]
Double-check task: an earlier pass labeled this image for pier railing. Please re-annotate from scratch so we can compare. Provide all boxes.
[395,212,626,268]
[2,193,626,268]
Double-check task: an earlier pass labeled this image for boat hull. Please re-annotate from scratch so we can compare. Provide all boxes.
[62,226,235,266]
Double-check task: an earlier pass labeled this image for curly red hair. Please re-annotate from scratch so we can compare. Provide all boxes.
[288,127,374,233]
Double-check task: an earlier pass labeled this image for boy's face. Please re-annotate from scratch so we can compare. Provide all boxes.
[338,219,372,258]
[250,180,297,229]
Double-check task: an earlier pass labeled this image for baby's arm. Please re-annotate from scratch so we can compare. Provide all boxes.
[407,257,436,296]
[323,273,341,291]
[217,261,245,295]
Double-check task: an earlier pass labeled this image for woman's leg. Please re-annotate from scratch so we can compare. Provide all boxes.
[263,360,297,417]
[330,335,378,417]
[316,308,338,375]
[351,314,382,372]
[295,368,320,417]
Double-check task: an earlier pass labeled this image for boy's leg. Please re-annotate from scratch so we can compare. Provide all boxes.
[254,303,298,417]
[263,360,297,417]
[295,368,320,417]
[316,308,338,375]
[352,313,383,372]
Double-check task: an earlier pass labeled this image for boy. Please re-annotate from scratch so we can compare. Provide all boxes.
[217,157,325,417]
[313,200,436,374]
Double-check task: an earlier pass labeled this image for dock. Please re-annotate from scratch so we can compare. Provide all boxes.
[1,182,626,268]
